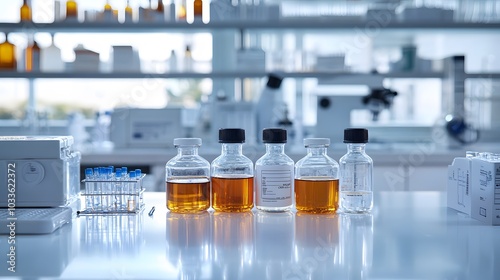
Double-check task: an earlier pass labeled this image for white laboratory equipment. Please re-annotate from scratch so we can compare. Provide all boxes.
[110,107,183,148]
[314,75,396,143]
[0,136,80,208]
[210,101,257,146]
[256,74,284,141]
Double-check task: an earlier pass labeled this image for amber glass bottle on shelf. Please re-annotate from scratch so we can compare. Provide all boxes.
[66,0,78,20]
[25,39,40,72]
[125,0,133,14]
[20,0,32,22]
[0,34,17,70]
[157,0,165,13]
[104,0,112,11]
[193,0,202,18]
[125,0,133,22]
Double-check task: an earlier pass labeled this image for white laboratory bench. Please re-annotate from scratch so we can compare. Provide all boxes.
[1,192,499,279]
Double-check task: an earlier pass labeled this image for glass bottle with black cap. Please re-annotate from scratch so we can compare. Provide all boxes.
[339,128,373,213]
[255,128,294,212]
[211,128,254,212]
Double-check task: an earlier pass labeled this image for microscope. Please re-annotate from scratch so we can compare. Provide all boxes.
[314,75,397,143]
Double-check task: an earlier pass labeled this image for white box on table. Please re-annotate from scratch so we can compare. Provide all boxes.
[447,157,472,215]
[471,156,500,226]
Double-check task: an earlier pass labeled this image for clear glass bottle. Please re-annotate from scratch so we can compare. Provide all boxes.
[339,128,373,213]
[0,34,17,70]
[177,0,187,20]
[211,128,254,212]
[20,0,31,22]
[40,35,63,72]
[166,138,210,213]
[255,128,294,212]
[295,138,339,213]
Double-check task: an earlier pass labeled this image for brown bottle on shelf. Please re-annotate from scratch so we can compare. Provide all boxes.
[20,0,32,22]
[0,34,17,71]
[157,0,165,13]
[25,39,40,72]
[125,0,134,22]
[193,0,202,18]
[66,0,78,20]
[104,0,112,11]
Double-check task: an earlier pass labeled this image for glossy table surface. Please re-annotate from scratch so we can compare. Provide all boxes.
[1,192,499,280]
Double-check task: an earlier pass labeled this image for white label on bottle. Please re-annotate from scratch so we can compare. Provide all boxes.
[256,165,293,207]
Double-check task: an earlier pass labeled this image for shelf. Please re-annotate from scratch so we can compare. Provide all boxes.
[0,71,444,79]
[465,73,500,79]
[2,21,500,33]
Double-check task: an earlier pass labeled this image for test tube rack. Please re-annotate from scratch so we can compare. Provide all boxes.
[79,174,146,215]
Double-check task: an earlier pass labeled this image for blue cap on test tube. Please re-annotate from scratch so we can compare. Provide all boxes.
[116,168,123,179]
[85,168,93,179]
[121,167,128,174]
[135,169,142,178]
[129,171,136,179]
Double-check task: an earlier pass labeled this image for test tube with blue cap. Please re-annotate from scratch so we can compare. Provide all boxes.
[128,171,137,211]
[85,168,93,209]
[122,167,128,179]
[93,167,101,210]
[115,168,123,210]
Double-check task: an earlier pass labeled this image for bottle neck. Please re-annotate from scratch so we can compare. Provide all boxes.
[265,143,285,154]
[307,146,327,156]
[347,143,366,153]
[177,146,198,156]
[221,143,243,155]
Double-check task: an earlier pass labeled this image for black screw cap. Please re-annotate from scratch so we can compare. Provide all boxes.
[344,128,369,143]
[262,128,287,143]
[219,128,245,143]
[266,73,283,89]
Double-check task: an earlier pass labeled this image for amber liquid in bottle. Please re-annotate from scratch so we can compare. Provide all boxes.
[0,38,17,70]
[193,0,202,17]
[125,0,133,17]
[295,177,339,213]
[104,1,112,11]
[166,177,210,213]
[157,0,164,12]
[66,0,78,19]
[20,0,31,22]
[25,41,40,72]
[212,176,254,212]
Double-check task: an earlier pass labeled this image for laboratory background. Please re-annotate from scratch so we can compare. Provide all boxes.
[0,0,500,279]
